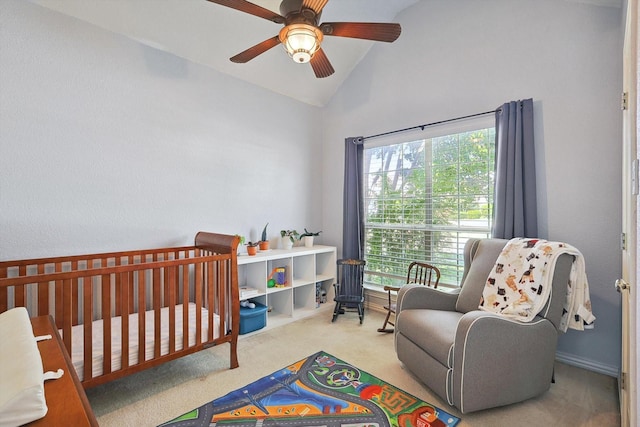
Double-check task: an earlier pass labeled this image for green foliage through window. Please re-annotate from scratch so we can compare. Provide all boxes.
[363,127,496,286]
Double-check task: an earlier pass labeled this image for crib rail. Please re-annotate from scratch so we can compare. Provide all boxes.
[0,232,240,387]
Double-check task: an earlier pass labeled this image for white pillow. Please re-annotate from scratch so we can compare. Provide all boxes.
[0,307,48,427]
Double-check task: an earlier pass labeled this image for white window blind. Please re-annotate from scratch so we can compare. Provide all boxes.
[363,119,496,287]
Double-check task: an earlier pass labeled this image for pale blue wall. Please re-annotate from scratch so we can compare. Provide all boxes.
[0,0,324,258]
[322,0,623,374]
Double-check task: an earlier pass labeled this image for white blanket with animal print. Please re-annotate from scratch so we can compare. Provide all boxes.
[479,238,595,331]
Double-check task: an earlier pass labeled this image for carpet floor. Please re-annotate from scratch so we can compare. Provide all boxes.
[86,308,620,427]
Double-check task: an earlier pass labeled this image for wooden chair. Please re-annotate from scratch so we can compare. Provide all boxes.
[332,259,366,324]
[377,261,440,333]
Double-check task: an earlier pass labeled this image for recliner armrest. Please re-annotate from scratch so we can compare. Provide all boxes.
[397,285,460,312]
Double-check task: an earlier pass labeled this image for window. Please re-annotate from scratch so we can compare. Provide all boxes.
[363,119,495,287]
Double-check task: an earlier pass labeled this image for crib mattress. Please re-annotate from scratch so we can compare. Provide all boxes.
[69,303,220,381]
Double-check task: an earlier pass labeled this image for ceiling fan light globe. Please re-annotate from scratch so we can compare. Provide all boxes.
[279,25,323,64]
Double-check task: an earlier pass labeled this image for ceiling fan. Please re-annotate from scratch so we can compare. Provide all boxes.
[206,0,402,78]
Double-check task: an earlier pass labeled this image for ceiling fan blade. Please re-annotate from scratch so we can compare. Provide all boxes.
[230,36,281,63]
[301,0,329,15]
[320,22,401,43]
[206,0,284,24]
[310,48,334,78]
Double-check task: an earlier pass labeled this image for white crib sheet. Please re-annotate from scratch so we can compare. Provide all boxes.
[68,303,220,381]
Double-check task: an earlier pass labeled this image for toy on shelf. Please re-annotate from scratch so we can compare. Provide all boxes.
[267,267,287,287]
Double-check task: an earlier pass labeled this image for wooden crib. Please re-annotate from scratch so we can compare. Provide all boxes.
[0,231,240,388]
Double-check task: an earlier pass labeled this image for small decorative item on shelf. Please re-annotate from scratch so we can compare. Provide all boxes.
[259,223,270,251]
[280,229,299,250]
[240,286,259,299]
[299,228,321,248]
[275,267,286,286]
[246,241,259,256]
[236,235,246,255]
[240,300,256,309]
[268,267,287,287]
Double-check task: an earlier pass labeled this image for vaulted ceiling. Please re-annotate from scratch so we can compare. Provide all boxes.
[31,0,419,106]
[30,0,622,107]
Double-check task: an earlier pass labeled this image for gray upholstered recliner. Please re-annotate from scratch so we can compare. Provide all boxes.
[394,238,573,413]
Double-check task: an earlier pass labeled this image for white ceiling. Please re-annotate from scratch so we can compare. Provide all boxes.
[31,0,419,107]
[30,0,622,107]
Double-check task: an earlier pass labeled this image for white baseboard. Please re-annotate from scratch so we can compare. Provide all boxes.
[554,351,618,378]
[555,351,619,378]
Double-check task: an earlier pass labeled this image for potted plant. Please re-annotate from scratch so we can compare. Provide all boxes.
[280,229,299,250]
[246,241,259,256]
[235,235,246,255]
[259,223,270,251]
[299,228,321,247]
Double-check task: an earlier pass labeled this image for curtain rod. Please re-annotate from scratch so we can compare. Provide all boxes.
[358,109,497,143]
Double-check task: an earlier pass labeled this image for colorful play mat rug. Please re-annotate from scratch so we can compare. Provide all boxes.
[159,350,460,427]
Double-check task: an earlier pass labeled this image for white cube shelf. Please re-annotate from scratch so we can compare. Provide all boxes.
[237,245,337,332]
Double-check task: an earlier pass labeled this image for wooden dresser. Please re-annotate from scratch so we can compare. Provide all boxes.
[27,316,98,427]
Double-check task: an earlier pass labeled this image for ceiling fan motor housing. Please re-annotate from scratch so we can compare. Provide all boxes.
[279,0,321,21]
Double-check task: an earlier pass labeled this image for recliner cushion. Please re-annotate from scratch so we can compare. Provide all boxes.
[396,309,462,367]
[455,239,507,313]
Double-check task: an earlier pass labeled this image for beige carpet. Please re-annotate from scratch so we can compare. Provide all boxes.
[86,308,620,427]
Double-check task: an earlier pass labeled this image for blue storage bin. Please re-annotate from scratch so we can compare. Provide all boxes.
[239,302,267,334]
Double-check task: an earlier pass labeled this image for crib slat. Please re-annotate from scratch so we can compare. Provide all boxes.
[37,264,48,316]
[182,264,189,351]
[83,275,93,383]
[168,266,176,354]
[0,266,7,312]
[228,252,240,369]
[194,262,202,346]
[137,269,146,365]
[153,267,161,358]
[55,281,63,329]
[62,278,73,355]
[128,256,135,315]
[216,262,225,337]
[15,266,26,310]
[102,273,112,377]
[71,260,79,326]
[54,264,64,329]
[128,270,135,328]
[163,261,170,309]
[114,258,122,317]
[207,261,215,342]
[120,272,130,371]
